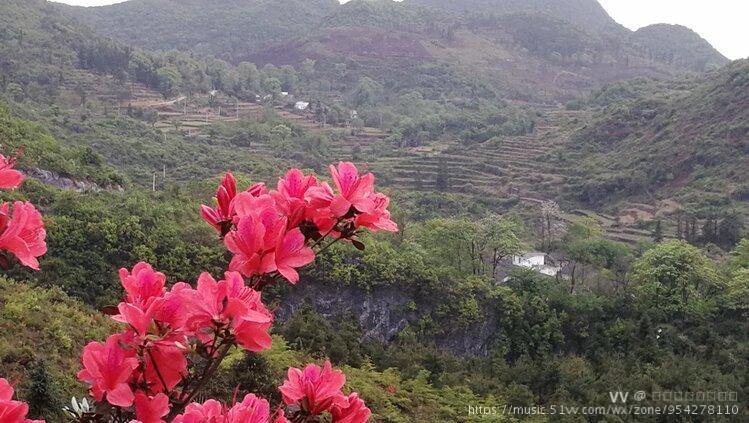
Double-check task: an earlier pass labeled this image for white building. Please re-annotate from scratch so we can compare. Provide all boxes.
[294,101,309,111]
[512,252,563,277]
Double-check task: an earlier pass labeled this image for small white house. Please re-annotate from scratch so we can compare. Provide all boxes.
[512,252,562,277]
[294,101,310,111]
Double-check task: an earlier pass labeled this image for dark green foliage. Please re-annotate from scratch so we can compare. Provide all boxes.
[280,306,365,367]
[59,0,340,60]
[26,361,62,420]
[27,186,227,307]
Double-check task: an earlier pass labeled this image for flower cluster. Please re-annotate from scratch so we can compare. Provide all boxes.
[0,379,43,423]
[3,163,390,422]
[201,162,397,284]
[77,263,275,418]
[172,394,287,423]
[280,361,371,422]
[0,154,46,270]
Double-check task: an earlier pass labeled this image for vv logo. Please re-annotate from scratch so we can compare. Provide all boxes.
[609,391,629,403]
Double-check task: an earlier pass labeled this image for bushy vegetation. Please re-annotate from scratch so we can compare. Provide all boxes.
[564,60,749,215]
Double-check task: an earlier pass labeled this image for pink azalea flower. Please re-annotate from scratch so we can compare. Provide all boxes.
[226,394,274,423]
[277,169,317,200]
[279,361,349,416]
[179,272,272,352]
[114,263,186,334]
[172,399,224,423]
[143,338,188,393]
[0,154,24,189]
[0,378,45,423]
[119,262,167,310]
[273,169,317,228]
[331,393,371,423]
[354,193,398,233]
[202,173,268,236]
[223,272,273,352]
[231,191,278,221]
[77,335,139,407]
[134,392,170,423]
[260,228,315,284]
[200,172,237,234]
[328,162,375,217]
[0,201,46,270]
[224,215,266,277]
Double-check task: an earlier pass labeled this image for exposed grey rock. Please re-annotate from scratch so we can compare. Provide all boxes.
[277,279,498,357]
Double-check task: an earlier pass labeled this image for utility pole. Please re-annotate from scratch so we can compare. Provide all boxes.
[162,164,166,179]
[152,173,156,192]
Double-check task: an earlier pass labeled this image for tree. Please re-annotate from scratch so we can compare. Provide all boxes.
[351,76,383,107]
[477,215,524,278]
[723,269,749,317]
[651,219,663,242]
[156,66,182,98]
[434,158,449,190]
[262,77,282,98]
[299,58,316,82]
[718,213,744,249]
[540,200,564,252]
[5,83,24,102]
[631,240,720,319]
[26,361,61,420]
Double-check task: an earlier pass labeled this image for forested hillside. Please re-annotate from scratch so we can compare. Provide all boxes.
[57,0,340,60]
[0,0,747,421]
[60,0,728,102]
[564,60,749,220]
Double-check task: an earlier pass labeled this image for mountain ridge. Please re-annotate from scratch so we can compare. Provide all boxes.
[58,0,728,76]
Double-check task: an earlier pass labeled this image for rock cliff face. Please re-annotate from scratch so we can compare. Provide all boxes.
[25,168,123,192]
[276,279,498,356]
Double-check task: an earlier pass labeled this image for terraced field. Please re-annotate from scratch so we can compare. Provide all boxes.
[63,77,671,244]
[360,108,584,201]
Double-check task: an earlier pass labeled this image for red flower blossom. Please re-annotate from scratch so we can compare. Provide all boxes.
[331,393,371,423]
[273,169,317,228]
[119,262,167,310]
[0,378,44,423]
[328,162,375,217]
[0,201,46,270]
[279,360,348,416]
[143,339,188,393]
[354,193,398,233]
[77,335,139,407]
[224,214,268,277]
[134,392,169,423]
[200,172,239,235]
[179,272,272,352]
[0,154,24,190]
[171,399,224,423]
[226,394,285,423]
[259,227,315,284]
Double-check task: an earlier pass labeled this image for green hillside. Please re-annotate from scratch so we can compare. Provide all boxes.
[409,0,623,32]
[631,24,729,72]
[60,0,729,101]
[564,60,749,214]
[57,0,340,61]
